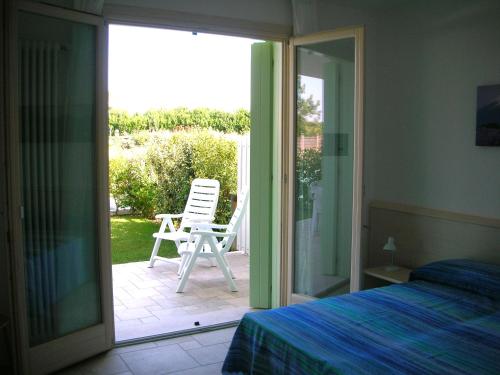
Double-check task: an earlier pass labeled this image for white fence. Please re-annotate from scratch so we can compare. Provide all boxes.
[237,134,250,254]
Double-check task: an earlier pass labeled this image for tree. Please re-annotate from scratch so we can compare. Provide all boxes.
[297,76,321,135]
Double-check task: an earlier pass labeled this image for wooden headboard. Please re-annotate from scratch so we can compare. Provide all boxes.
[367,201,500,269]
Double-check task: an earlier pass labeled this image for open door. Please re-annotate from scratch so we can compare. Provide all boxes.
[7,2,113,373]
[287,28,364,304]
[249,41,283,309]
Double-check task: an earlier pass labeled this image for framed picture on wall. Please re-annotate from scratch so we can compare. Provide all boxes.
[476,84,500,146]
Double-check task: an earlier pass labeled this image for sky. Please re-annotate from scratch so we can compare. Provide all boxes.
[108,25,324,116]
[300,75,324,121]
[108,25,260,113]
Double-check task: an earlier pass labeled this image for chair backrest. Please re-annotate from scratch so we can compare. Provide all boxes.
[220,187,249,254]
[181,178,220,229]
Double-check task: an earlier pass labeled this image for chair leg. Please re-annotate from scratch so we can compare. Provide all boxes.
[220,255,235,279]
[148,237,162,268]
[178,253,190,278]
[178,254,185,276]
[177,239,207,292]
[213,253,238,292]
[176,253,197,293]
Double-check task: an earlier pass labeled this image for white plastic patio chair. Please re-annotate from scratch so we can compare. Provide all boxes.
[175,187,249,293]
[148,178,220,268]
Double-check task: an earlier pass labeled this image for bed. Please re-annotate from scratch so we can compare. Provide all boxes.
[223,259,500,375]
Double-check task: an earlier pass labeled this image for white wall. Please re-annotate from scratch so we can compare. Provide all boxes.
[317,0,500,219]
[105,0,293,27]
[370,2,500,219]
[313,1,384,268]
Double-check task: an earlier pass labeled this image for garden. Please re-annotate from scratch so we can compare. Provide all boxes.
[109,100,322,265]
[109,107,248,264]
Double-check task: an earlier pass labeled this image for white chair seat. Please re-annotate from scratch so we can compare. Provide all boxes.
[153,230,190,242]
[178,241,223,256]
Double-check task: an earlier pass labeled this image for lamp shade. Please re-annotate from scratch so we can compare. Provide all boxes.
[383,237,396,252]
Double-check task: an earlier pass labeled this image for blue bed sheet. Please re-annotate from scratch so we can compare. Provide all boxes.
[223,280,500,375]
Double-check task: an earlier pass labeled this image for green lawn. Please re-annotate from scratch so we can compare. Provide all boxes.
[111,216,178,264]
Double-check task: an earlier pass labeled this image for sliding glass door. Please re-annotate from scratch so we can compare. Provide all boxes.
[19,9,102,346]
[289,29,364,302]
[10,2,113,374]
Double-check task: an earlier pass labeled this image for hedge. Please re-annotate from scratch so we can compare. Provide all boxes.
[295,148,322,219]
[109,130,237,223]
[109,107,250,135]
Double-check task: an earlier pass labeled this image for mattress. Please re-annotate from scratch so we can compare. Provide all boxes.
[223,259,500,375]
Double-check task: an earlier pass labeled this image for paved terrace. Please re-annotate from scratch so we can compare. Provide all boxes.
[112,252,250,342]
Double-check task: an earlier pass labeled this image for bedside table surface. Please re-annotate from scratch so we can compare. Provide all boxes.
[364,266,413,284]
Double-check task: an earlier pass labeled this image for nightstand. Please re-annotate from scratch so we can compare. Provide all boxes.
[364,266,413,284]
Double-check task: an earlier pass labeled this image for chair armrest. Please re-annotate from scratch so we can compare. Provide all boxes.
[205,224,229,230]
[192,223,229,230]
[155,213,183,219]
[155,214,182,234]
[191,230,236,238]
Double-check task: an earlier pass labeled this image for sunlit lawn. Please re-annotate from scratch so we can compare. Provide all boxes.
[111,216,178,264]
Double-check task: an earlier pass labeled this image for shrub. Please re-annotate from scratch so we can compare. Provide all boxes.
[109,109,148,134]
[191,132,237,223]
[295,148,322,218]
[296,148,322,186]
[146,133,196,219]
[109,107,250,135]
[109,130,238,223]
[109,156,157,218]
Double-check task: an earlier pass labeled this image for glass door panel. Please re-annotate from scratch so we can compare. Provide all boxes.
[293,37,355,298]
[18,11,101,346]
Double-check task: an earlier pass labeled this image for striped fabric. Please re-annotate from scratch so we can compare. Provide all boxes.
[409,259,500,300]
[223,281,500,374]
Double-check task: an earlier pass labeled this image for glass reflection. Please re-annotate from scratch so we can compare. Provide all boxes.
[293,38,355,298]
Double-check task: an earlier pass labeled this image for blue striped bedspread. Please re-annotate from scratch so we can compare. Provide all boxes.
[222,281,500,374]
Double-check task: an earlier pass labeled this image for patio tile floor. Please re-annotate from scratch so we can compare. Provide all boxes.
[113,252,250,341]
[57,327,238,374]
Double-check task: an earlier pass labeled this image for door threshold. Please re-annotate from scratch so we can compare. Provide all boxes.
[114,320,240,347]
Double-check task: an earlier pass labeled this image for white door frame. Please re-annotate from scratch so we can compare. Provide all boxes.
[6,1,113,373]
[284,27,365,305]
[102,13,289,311]
[102,3,291,42]
[103,11,289,311]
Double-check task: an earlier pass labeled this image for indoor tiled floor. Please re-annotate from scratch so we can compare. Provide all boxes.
[57,327,237,374]
[113,252,250,341]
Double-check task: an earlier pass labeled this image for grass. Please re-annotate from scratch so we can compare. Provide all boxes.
[111,215,178,264]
